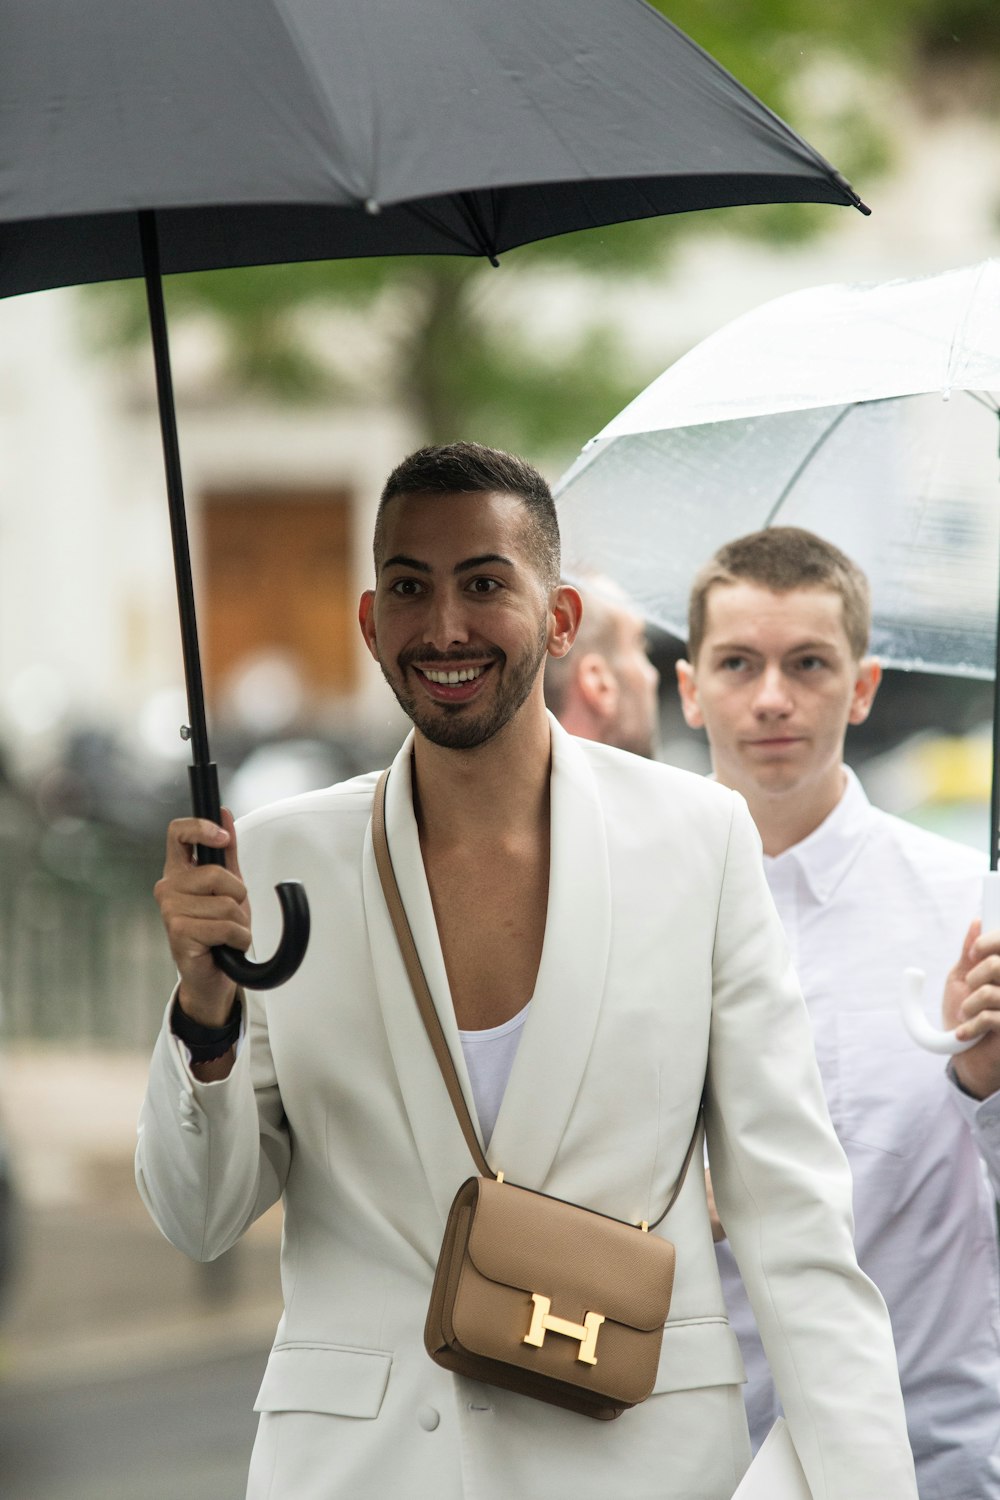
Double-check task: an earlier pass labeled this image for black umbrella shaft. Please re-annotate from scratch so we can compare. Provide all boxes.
[138,211,212,770]
[993,463,1000,872]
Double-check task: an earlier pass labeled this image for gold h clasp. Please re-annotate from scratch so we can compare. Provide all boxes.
[522,1292,605,1365]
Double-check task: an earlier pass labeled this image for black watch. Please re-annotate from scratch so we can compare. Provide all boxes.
[171,994,242,1063]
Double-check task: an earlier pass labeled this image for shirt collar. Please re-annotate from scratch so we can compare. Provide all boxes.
[763,765,872,904]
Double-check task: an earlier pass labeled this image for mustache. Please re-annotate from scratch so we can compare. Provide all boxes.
[401,648,503,668]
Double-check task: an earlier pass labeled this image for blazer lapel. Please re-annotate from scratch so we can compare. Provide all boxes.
[362,733,484,1224]
[487,718,612,1189]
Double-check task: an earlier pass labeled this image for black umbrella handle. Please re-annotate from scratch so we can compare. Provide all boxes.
[189,765,311,989]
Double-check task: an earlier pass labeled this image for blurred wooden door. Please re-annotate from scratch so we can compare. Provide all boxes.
[201,488,356,710]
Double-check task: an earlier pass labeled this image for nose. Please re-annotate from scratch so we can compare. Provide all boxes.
[751,664,793,718]
[423,588,470,652]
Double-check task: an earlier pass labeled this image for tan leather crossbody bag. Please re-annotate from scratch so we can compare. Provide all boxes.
[372,769,702,1421]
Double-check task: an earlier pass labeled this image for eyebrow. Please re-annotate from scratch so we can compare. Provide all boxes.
[381,552,515,575]
[709,638,838,655]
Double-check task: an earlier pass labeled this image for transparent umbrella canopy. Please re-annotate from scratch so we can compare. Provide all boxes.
[557,260,1000,682]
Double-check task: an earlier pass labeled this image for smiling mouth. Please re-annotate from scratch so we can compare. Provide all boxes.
[412,661,495,703]
[417,664,489,685]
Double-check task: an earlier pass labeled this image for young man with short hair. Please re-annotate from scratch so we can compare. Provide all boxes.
[677,525,1000,1499]
[138,453,917,1500]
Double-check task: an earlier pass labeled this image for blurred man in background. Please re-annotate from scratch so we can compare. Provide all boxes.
[544,576,659,757]
[676,525,1000,1500]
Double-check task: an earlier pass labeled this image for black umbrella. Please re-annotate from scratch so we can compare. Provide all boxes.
[0,0,868,988]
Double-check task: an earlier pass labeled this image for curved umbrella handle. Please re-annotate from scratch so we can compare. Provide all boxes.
[189,762,311,991]
[900,967,981,1055]
[211,880,311,990]
[899,872,1000,1054]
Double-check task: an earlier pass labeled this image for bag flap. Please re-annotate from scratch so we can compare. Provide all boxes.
[465,1178,674,1332]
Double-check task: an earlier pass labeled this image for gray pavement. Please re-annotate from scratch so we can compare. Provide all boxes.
[0,1047,284,1386]
[0,1349,267,1500]
[0,1046,284,1498]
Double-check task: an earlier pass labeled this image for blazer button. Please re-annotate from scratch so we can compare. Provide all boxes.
[417,1405,440,1432]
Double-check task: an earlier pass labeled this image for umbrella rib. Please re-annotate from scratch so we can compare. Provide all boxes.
[454,191,501,265]
[762,405,853,528]
[402,201,486,257]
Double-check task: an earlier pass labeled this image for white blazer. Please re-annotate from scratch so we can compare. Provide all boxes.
[136,720,917,1500]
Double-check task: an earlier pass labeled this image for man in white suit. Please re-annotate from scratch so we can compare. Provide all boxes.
[137,444,917,1500]
[676,526,1000,1498]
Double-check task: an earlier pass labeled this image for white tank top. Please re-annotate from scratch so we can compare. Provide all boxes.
[458,1000,531,1147]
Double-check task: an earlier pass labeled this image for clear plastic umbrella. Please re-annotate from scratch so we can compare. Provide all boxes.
[557,260,1000,681]
[555,259,1000,1052]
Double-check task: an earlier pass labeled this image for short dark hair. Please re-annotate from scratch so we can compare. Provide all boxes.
[374,442,560,589]
[687,526,871,661]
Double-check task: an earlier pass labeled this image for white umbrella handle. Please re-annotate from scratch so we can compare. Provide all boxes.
[900,871,1000,1054]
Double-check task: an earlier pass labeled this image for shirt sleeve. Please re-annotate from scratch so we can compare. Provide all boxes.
[945,1061,1000,1199]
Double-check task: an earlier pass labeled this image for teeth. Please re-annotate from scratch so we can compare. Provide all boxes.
[422,666,485,684]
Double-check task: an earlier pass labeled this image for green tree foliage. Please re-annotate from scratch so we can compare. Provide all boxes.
[88,0,1000,455]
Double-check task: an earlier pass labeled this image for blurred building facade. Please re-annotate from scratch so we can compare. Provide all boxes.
[0,291,416,783]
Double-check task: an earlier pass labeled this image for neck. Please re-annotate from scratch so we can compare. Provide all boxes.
[727,765,847,857]
[411,691,552,851]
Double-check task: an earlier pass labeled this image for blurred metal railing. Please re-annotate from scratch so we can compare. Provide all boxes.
[0,794,176,1049]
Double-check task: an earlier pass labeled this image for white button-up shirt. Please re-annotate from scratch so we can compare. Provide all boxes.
[715,768,1000,1500]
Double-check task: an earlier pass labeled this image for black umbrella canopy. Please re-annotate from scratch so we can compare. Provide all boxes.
[0,0,866,297]
[0,0,868,987]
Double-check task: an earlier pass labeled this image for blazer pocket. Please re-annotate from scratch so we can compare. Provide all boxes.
[255,1343,392,1419]
[653,1317,746,1394]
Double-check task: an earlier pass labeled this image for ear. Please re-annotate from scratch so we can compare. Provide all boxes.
[675,659,705,730]
[576,652,620,722]
[358,590,378,662]
[547,584,583,660]
[848,656,882,726]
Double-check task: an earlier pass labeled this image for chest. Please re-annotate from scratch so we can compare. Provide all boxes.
[422,841,549,1030]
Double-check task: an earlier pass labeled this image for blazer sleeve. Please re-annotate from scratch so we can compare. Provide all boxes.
[135,985,289,1262]
[704,795,917,1500]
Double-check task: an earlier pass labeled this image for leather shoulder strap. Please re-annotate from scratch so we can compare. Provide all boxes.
[647,1107,703,1230]
[372,767,702,1224]
[372,769,493,1179]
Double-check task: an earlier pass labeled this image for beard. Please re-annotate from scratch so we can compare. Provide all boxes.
[378,619,549,751]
